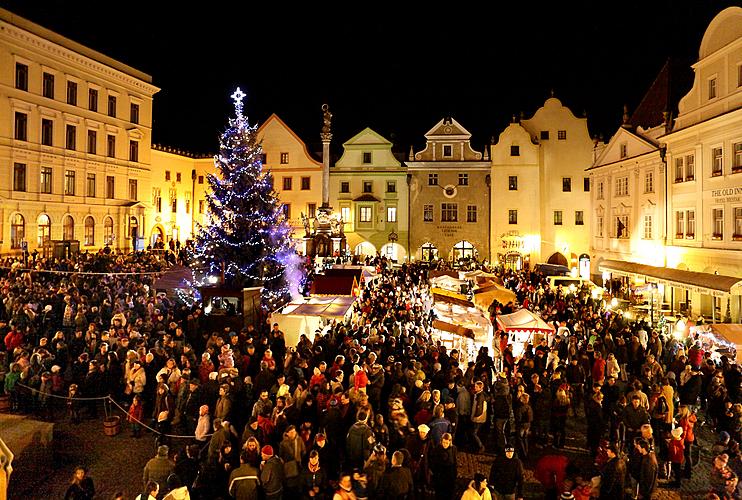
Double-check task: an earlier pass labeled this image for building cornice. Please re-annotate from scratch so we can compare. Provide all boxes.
[0,21,160,96]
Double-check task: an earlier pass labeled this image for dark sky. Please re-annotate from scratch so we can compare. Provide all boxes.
[3,1,739,156]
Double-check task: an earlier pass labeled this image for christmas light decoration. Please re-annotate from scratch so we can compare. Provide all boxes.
[187,88,303,310]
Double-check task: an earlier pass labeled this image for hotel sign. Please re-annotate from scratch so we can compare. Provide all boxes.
[710,186,742,203]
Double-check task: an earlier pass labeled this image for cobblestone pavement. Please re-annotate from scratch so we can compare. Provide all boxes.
[456,412,721,499]
[6,405,735,499]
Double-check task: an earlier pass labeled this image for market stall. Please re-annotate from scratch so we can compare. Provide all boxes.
[496,309,555,358]
[430,275,469,294]
[430,300,493,363]
[271,296,356,346]
[689,323,742,363]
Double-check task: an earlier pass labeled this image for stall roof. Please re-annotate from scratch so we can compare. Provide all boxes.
[496,309,554,333]
[432,289,474,308]
[280,296,356,318]
[432,319,474,339]
[599,260,742,297]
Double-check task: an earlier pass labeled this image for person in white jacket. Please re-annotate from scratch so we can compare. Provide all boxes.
[460,473,492,500]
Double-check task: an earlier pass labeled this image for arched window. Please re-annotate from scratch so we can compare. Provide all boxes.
[103,217,114,246]
[84,216,95,246]
[420,243,438,262]
[10,214,25,249]
[451,240,476,261]
[63,215,74,241]
[37,214,51,246]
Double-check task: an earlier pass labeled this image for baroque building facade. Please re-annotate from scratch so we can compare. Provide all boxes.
[490,97,593,272]
[405,117,490,262]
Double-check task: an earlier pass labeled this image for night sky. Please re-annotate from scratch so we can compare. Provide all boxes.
[3,1,739,157]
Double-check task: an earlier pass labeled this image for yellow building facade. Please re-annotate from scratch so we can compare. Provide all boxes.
[490,97,593,271]
[0,8,159,254]
[330,128,408,260]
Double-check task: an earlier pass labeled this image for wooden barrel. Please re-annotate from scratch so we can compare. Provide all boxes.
[103,416,120,436]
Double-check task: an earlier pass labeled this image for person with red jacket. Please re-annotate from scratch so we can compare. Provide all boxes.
[534,453,572,499]
[668,427,685,488]
[592,352,607,385]
[687,341,704,370]
[677,405,697,479]
[4,328,24,355]
[353,365,368,392]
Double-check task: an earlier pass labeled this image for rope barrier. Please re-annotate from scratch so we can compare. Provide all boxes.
[16,382,111,401]
[0,266,174,276]
[15,382,210,439]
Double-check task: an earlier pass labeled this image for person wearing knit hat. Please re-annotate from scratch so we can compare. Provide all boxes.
[260,444,284,500]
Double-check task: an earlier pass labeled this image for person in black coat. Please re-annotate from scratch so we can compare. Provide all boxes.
[428,433,457,500]
[599,443,626,499]
[488,447,524,500]
[378,451,414,500]
[586,392,606,457]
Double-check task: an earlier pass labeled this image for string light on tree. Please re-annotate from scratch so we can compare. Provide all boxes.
[188,88,303,310]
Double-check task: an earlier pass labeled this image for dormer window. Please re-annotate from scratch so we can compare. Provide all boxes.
[362,152,372,164]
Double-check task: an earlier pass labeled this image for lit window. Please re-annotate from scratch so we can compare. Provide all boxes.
[562,177,571,192]
[386,181,396,193]
[387,207,397,223]
[87,174,96,198]
[280,152,289,164]
[713,208,724,239]
[458,173,469,186]
[557,130,567,140]
[709,77,717,99]
[10,214,25,249]
[64,170,76,196]
[467,205,477,223]
[363,181,373,193]
[359,206,372,222]
[84,216,95,246]
[282,177,292,190]
[733,143,742,173]
[575,211,584,225]
[40,167,52,194]
[643,215,653,239]
[508,210,517,224]
[615,177,628,197]
[423,204,433,222]
[441,203,458,222]
[553,211,563,225]
[509,176,518,190]
[687,210,695,238]
[712,147,723,176]
[644,171,654,193]
[428,173,438,186]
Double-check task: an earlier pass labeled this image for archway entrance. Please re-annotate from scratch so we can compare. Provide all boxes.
[503,252,523,271]
[547,252,568,267]
[354,241,376,257]
[151,226,165,248]
[380,243,406,262]
[451,240,476,261]
[419,242,438,262]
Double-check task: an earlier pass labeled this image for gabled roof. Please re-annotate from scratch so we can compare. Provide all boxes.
[588,126,659,170]
[342,127,392,147]
[257,113,323,167]
[424,117,472,139]
[629,59,693,131]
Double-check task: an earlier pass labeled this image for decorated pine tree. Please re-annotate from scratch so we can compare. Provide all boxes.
[193,88,299,309]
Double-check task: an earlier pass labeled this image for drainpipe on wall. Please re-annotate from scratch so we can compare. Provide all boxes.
[406,172,411,261]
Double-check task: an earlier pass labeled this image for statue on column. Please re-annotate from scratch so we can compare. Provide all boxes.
[321,104,332,135]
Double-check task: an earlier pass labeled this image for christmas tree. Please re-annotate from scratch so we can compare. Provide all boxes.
[193,88,298,309]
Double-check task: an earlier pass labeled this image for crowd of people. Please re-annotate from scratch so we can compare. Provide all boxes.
[1,248,741,500]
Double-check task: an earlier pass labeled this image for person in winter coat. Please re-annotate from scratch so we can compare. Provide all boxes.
[346,411,375,470]
[428,405,453,446]
[279,425,307,495]
[378,451,413,500]
[429,433,457,500]
[260,445,285,500]
[301,449,329,500]
[514,392,533,459]
[229,452,260,500]
[488,446,524,500]
[142,445,175,496]
[63,467,95,500]
[599,443,626,499]
[405,424,433,495]
[469,381,487,453]
[667,427,685,488]
[677,405,697,479]
[585,392,606,457]
[460,473,492,500]
[635,439,658,500]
